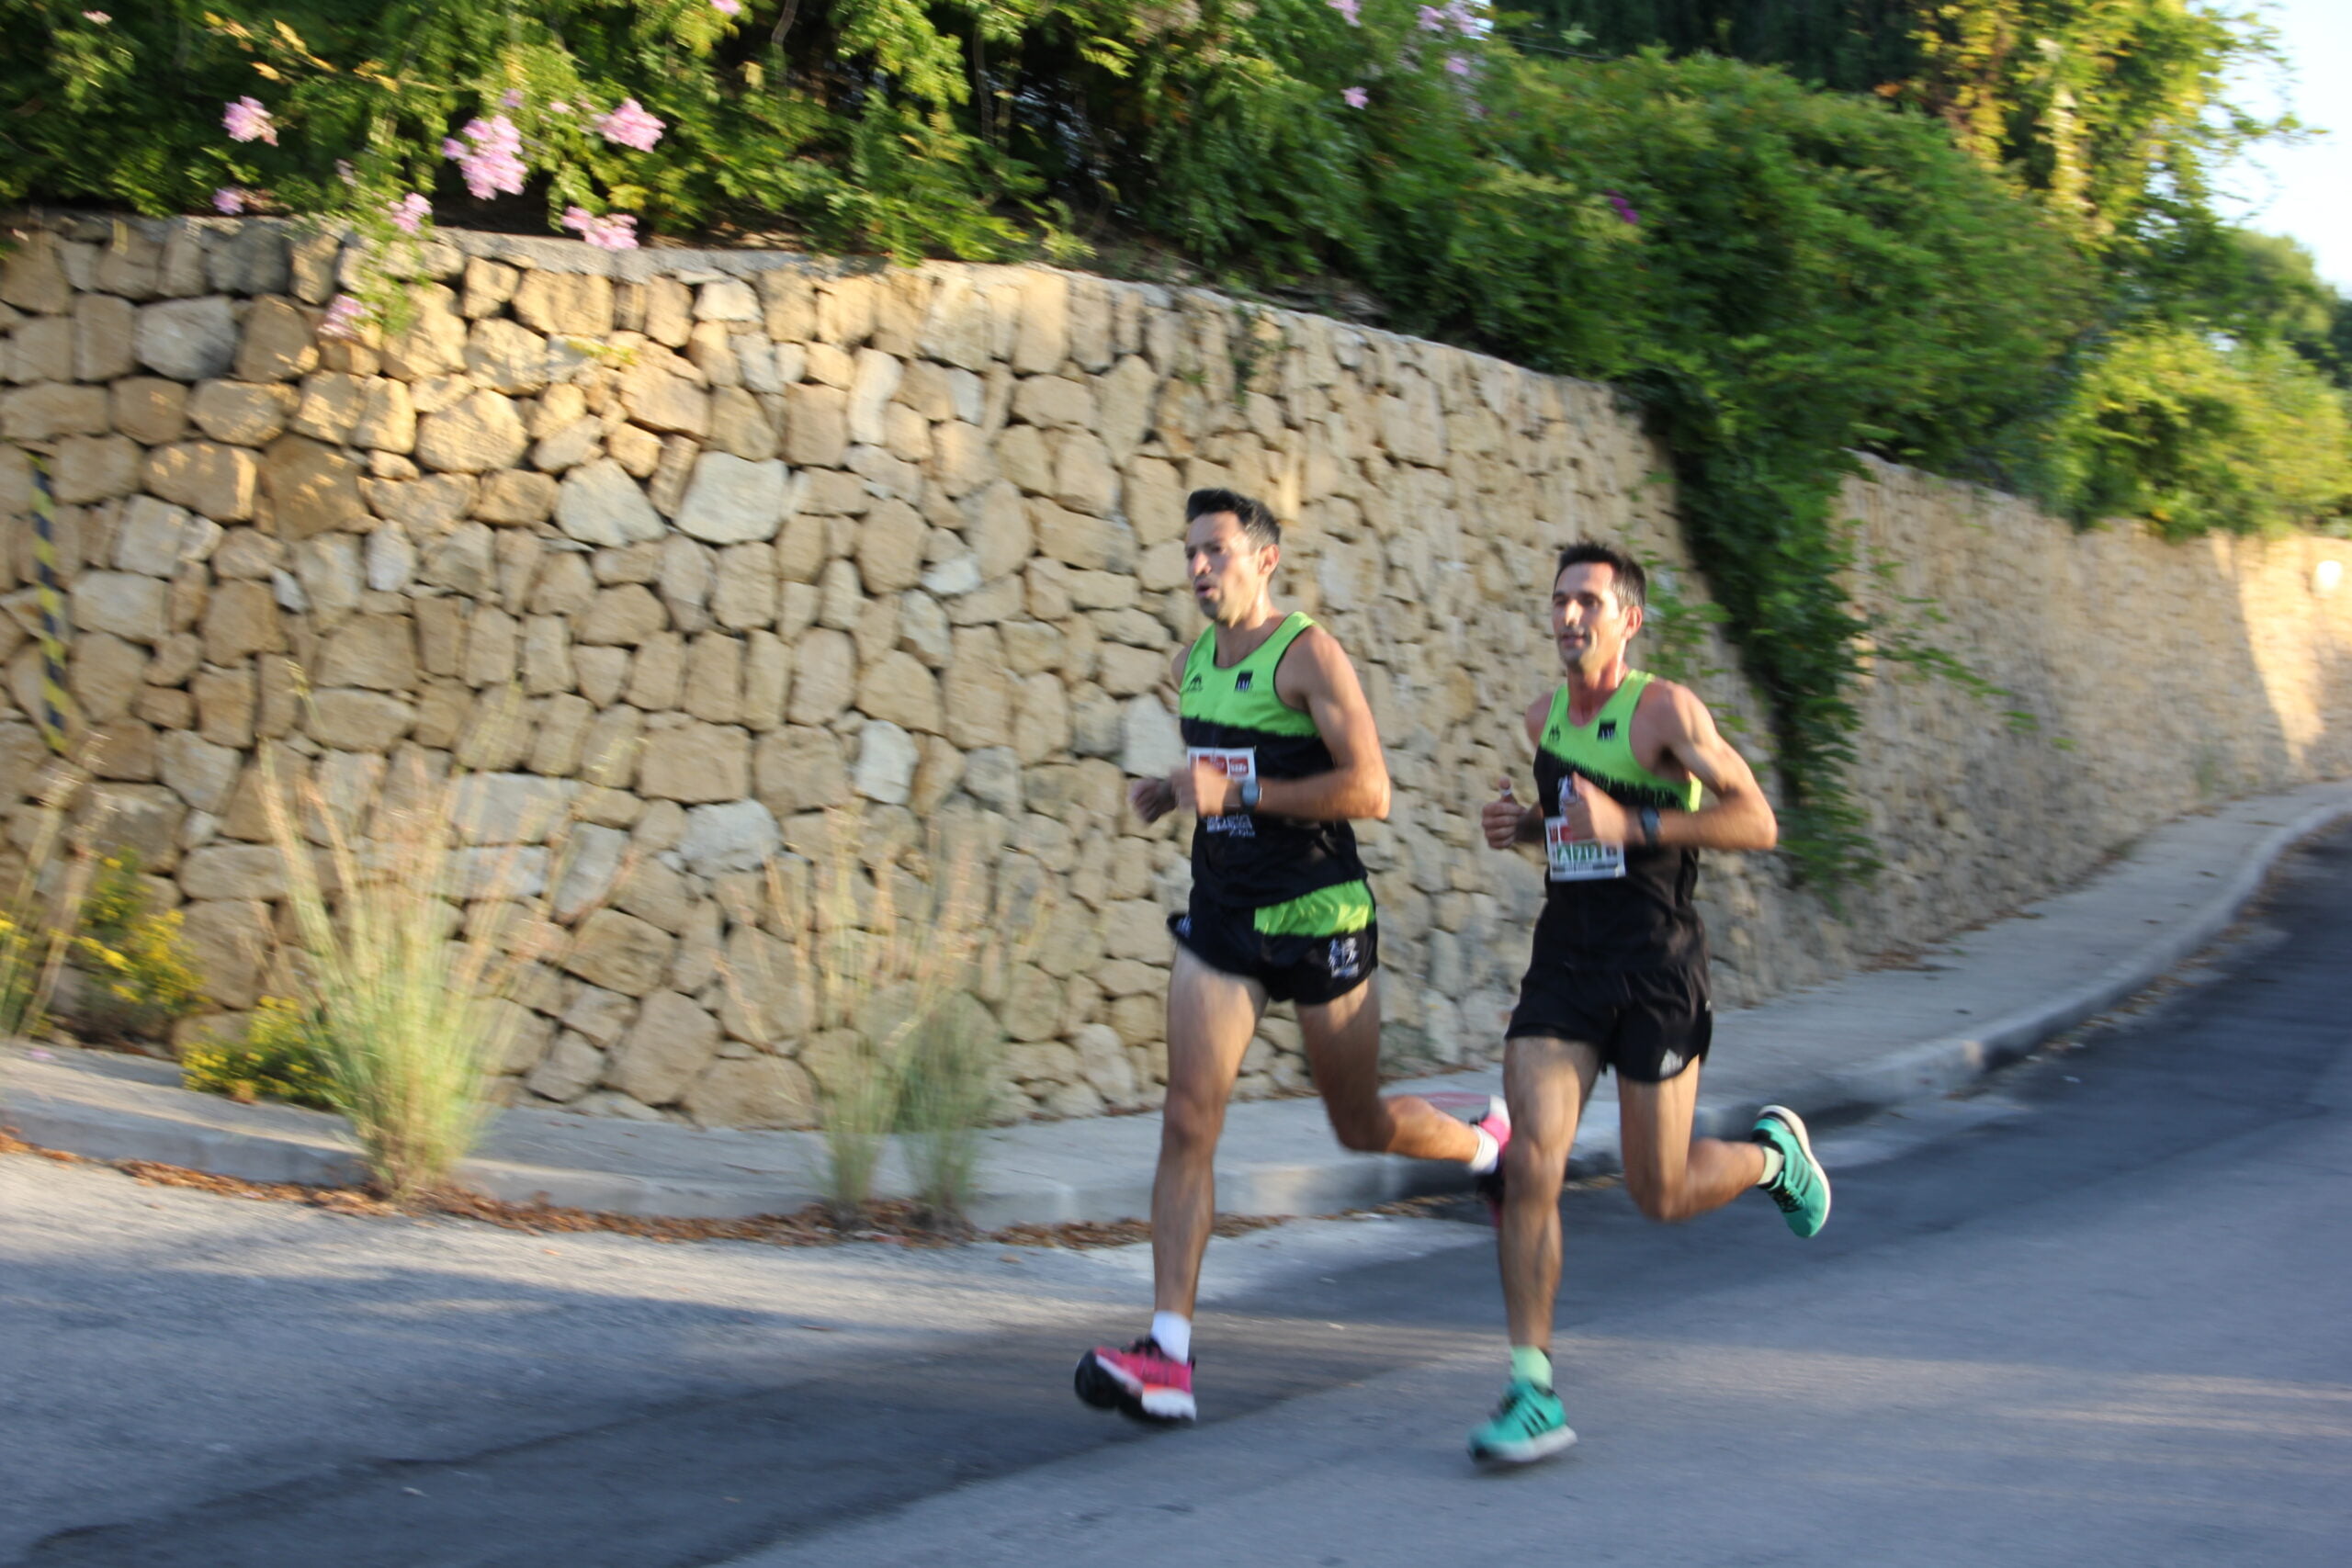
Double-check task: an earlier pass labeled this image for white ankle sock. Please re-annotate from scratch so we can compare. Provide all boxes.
[1150,1312,1193,1362]
[1756,1145,1784,1187]
[1468,1125,1501,1175]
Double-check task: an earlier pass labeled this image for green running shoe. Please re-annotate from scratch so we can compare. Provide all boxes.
[1468,1379,1577,1465]
[1753,1103,1830,1237]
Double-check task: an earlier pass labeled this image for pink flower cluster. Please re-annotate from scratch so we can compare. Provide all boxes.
[1342,87,1369,108]
[319,295,370,340]
[222,96,277,146]
[212,188,247,215]
[562,206,639,252]
[712,0,742,15]
[1326,0,1360,22]
[447,114,527,200]
[388,193,431,235]
[595,98,665,152]
[1419,1,1487,35]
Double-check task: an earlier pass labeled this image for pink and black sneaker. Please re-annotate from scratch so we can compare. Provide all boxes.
[1075,1337,1195,1424]
[1468,1095,1512,1225]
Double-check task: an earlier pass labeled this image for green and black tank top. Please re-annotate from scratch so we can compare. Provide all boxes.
[1180,612,1374,934]
[1531,670,1707,966]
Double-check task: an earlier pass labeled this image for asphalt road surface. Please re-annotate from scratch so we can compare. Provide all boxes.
[6,823,2351,1568]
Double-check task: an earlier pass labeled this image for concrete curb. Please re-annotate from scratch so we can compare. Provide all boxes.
[6,790,2347,1225]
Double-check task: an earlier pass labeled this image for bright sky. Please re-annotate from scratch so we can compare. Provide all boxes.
[2230,0,2352,289]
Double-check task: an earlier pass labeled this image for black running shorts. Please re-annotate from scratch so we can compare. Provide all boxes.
[1168,897,1378,1007]
[1506,958,1713,1083]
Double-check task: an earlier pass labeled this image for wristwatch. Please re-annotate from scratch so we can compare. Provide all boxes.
[1238,777,1261,813]
[1637,806,1660,846]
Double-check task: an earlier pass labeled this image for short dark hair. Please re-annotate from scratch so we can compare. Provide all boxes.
[1554,540,1646,612]
[1187,488,1281,549]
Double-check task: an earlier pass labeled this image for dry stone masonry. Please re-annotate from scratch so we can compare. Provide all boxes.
[5,213,2350,1128]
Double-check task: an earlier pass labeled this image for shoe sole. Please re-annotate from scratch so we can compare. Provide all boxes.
[1471,1424,1579,1465]
[1757,1103,1831,1235]
[1074,1351,1194,1424]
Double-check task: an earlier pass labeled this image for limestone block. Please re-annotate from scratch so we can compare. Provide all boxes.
[556,458,664,547]
[51,434,141,503]
[947,480,1024,582]
[679,630,741,722]
[929,420,995,501]
[461,258,521,320]
[638,720,751,803]
[0,231,73,313]
[1013,271,1070,375]
[1010,675,1069,767]
[709,542,778,632]
[742,629,790,730]
[526,1032,605,1102]
[566,909,676,998]
[856,498,926,594]
[1053,432,1120,517]
[134,297,237,380]
[200,580,281,664]
[8,314,72,383]
[178,844,292,901]
[695,277,759,322]
[378,285,467,379]
[415,389,528,473]
[846,347,902,447]
[305,689,413,751]
[72,571,167,643]
[920,275,996,371]
[419,519,496,597]
[189,666,254,750]
[674,453,790,545]
[287,371,364,444]
[1012,374,1093,432]
[176,900,268,1011]
[618,362,709,439]
[605,988,720,1104]
[1032,502,1134,572]
[1121,693,1184,779]
[942,627,1012,749]
[898,588,952,667]
[207,223,288,295]
[513,271,616,337]
[788,627,854,726]
[617,630,679,709]
[63,631,141,725]
[153,729,240,816]
[259,434,367,541]
[997,424,1051,494]
[961,746,1022,814]
[474,469,559,527]
[531,415,602,473]
[579,703,643,790]
[778,382,848,469]
[4,382,109,441]
[854,651,941,733]
[364,472,474,535]
[111,378,187,446]
[74,293,137,382]
[677,798,781,878]
[113,497,204,578]
[234,296,318,383]
[853,719,919,805]
[525,690,590,776]
[755,726,848,815]
[684,1055,817,1129]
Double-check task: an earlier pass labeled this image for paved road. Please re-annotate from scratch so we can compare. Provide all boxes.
[6,825,2352,1567]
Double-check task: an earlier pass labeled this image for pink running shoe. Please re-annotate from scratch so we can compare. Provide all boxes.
[1075,1337,1195,1423]
[1469,1095,1511,1225]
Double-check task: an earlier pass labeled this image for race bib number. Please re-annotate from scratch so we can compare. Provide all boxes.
[1191,747,1259,836]
[1545,777,1625,882]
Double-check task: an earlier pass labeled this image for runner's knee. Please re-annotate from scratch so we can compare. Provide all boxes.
[1323,1099,1395,1153]
[1626,1172,1696,1224]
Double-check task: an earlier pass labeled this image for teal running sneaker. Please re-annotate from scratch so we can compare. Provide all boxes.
[1467,1380,1577,1465]
[1753,1103,1831,1237]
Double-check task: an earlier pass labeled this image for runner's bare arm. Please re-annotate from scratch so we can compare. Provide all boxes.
[1576,682,1775,851]
[1479,696,1550,849]
[1179,626,1390,821]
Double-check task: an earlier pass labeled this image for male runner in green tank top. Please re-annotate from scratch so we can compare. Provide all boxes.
[1465,540,1831,1464]
[1074,489,1510,1425]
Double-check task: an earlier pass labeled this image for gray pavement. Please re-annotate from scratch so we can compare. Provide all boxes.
[5,781,2350,1227]
[6,812,2349,1567]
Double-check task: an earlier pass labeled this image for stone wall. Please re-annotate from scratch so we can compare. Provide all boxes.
[5,213,2349,1129]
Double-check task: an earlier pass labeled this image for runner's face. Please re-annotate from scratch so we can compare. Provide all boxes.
[1551,562,1639,673]
[1186,512,1277,624]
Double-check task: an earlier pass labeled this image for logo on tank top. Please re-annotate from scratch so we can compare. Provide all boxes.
[1185,674,1204,692]
[1234,671,1254,691]
[1597,720,1618,740]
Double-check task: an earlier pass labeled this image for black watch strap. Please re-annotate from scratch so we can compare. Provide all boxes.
[1638,806,1660,846]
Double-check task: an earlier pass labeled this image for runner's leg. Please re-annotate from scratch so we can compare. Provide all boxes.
[1615,1059,1767,1223]
[1498,1035,1601,1350]
[1151,945,1267,1317]
[1303,978,1482,1163]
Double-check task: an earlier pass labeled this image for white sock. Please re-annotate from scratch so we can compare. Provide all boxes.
[1468,1125,1500,1175]
[1150,1312,1193,1363]
[1756,1145,1784,1187]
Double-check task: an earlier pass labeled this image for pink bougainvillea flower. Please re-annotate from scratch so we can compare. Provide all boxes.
[561,205,639,251]
[319,294,370,339]
[441,138,466,159]
[549,101,571,114]
[712,0,743,14]
[451,115,527,200]
[212,187,246,215]
[1604,190,1641,225]
[83,11,110,23]
[1342,86,1369,108]
[388,193,431,234]
[502,89,525,109]
[594,97,665,152]
[1444,52,1472,75]
[1444,0,1488,35]
[223,96,277,145]
[1417,6,1446,31]
[1326,0,1360,22]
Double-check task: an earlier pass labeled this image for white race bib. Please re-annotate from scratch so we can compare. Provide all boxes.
[1545,777,1625,882]
[1191,747,1260,835]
